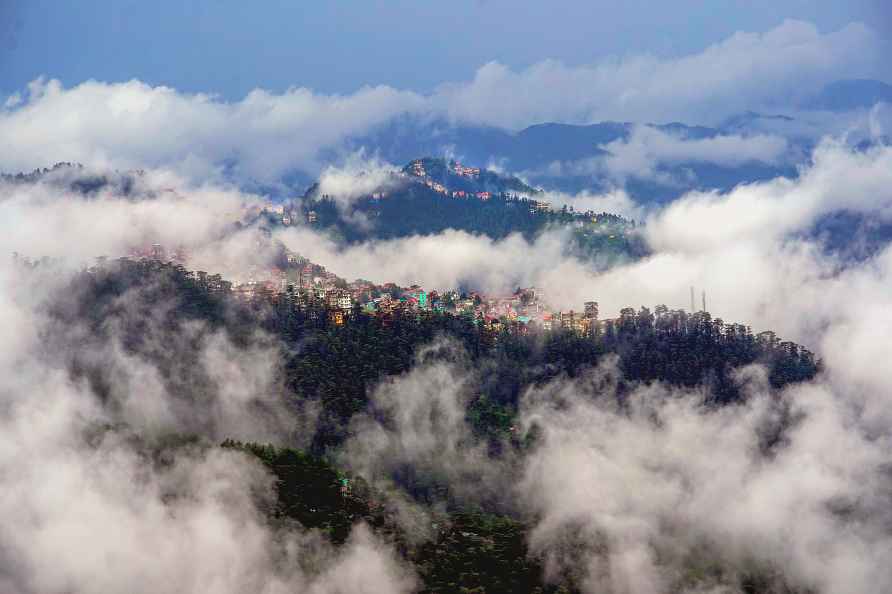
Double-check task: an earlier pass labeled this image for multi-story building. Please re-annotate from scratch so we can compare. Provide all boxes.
[336,292,352,311]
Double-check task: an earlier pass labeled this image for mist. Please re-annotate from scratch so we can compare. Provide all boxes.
[4,108,892,592]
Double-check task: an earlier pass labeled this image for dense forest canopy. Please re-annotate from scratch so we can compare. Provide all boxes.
[28,256,819,593]
[294,158,647,264]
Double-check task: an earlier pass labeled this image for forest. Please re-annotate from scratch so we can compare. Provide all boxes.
[37,257,819,593]
[301,182,647,264]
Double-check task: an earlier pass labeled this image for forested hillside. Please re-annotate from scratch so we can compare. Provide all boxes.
[36,257,818,593]
[300,159,647,263]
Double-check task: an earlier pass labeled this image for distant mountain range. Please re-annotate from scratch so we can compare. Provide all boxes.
[7,80,890,207]
[331,78,891,201]
[342,116,798,200]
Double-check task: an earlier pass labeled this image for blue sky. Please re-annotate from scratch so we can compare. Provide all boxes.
[1,0,889,99]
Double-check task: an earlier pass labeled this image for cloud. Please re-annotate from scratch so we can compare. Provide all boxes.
[0,20,885,186]
[312,155,408,230]
[542,188,646,221]
[288,136,892,591]
[0,167,296,283]
[277,225,600,298]
[435,20,883,128]
[598,126,790,182]
[0,268,416,594]
[0,78,424,183]
[315,157,402,204]
[0,175,419,593]
[516,362,892,593]
[341,340,509,512]
[6,124,892,592]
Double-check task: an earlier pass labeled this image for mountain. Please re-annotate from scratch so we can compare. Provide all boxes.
[37,255,817,593]
[399,157,539,195]
[804,79,892,111]
[344,116,798,200]
[0,162,145,195]
[300,158,646,264]
[718,111,796,133]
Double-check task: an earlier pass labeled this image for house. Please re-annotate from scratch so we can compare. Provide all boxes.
[530,201,551,213]
[453,162,481,177]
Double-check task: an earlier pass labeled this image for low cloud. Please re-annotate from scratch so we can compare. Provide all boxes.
[516,362,892,593]
[599,126,790,182]
[5,115,892,592]
[0,260,416,594]
[0,78,425,183]
[0,20,886,186]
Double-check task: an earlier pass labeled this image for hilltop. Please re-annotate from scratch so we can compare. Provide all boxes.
[344,117,800,199]
[400,157,540,196]
[295,158,645,263]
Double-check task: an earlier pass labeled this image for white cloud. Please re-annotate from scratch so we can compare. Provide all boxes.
[517,364,892,593]
[540,188,646,221]
[599,126,790,182]
[435,20,882,128]
[0,78,424,183]
[0,21,884,185]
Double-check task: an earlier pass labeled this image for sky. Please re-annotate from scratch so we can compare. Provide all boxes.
[1,0,890,100]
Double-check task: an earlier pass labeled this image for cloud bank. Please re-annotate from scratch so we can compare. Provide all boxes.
[0,20,886,184]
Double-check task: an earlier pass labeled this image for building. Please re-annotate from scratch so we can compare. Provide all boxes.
[542,315,553,332]
[560,311,576,331]
[453,162,480,177]
[336,292,352,310]
[530,201,551,213]
[299,266,314,288]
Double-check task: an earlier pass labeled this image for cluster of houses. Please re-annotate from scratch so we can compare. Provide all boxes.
[451,163,480,177]
[249,158,552,234]
[119,236,609,334]
[408,160,494,202]
[222,247,604,333]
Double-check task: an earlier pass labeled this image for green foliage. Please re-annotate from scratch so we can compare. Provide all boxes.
[302,179,645,264]
[53,260,818,451]
[46,261,818,594]
[226,440,567,593]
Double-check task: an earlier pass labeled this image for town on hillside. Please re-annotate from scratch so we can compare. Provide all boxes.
[97,241,605,334]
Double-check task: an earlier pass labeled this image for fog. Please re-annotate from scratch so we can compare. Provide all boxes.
[3,119,892,592]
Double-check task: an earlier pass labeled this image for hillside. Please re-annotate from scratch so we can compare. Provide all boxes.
[298,158,645,263]
[344,117,798,198]
[34,256,818,593]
